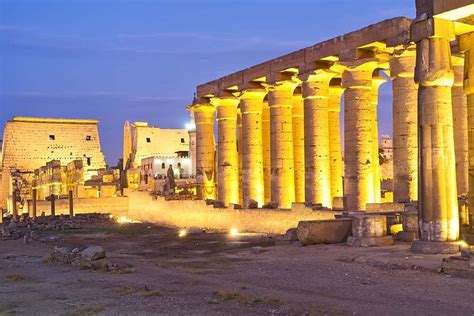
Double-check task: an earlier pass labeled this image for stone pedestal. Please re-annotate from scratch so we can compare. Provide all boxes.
[390,49,418,203]
[396,210,419,242]
[411,240,461,254]
[297,219,353,245]
[347,215,394,247]
[188,104,216,201]
[240,89,266,208]
[213,97,240,206]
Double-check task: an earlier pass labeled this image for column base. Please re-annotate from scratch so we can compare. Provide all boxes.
[395,231,418,242]
[347,235,394,247]
[411,240,461,254]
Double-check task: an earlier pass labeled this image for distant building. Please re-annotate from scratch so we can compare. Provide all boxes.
[0,117,107,209]
[380,135,393,161]
[139,153,192,191]
[123,121,191,189]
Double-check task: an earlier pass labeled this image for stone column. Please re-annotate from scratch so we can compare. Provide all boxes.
[460,32,474,228]
[452,56,469,197]
[237,109,243,205]
[262,100,272,204]
[188,104,216,201]
[342,60,379,211]
[301,71,334,208]
[240,89,266,207]
[370,75,387,203]
[212,96,240,206]
[328,82,344,200]
[390,49,418,203]
[413,18,459,248]
[292,88,305,203]
[267,80,298,208]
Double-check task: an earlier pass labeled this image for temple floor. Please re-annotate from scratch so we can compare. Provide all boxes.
[0,222,472,315]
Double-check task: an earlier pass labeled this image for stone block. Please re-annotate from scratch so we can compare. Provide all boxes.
[396,231,418,242]
[411,240,461,254]
[403,211,419,232]
[351,215,387,238]
[284,228,298,242]
[296,219,353,246]
[80,246,106,261]
[442,256,474,273]
[347,235,394,247]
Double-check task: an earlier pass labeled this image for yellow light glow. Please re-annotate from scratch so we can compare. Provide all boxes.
[116,216,141,224]
[178,229,187,238]
[390,223,403,235]
[229,228,239,237]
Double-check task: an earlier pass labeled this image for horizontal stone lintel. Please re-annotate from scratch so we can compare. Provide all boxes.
[197,17,412,99]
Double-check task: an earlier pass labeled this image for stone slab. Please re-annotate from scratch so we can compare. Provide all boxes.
[297,219,353,246]
[395,231,418,242]
[411,240,461,254]
[347,235,394,247]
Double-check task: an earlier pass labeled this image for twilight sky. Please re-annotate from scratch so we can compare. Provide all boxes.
[0,0,415,166]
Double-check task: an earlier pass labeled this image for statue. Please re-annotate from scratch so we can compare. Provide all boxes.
[167,165,176,194]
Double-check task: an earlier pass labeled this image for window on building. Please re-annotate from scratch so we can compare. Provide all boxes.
[146,137,151,143]
[180,138,185,143]
[161,163,165,169]
[86,135,91,141]
[87,157,91,166]
[49,135,55,141]
[177,162,181,168]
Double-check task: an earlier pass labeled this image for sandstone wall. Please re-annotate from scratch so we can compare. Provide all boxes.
[129,123,189,168]
[31,196,128,217]
[1,117,106,178]
[127,191,338,234]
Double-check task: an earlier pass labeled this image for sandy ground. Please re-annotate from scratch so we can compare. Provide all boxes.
[0,222,473,316]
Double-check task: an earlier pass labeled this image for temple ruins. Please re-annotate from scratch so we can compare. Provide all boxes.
[187,0,474,253]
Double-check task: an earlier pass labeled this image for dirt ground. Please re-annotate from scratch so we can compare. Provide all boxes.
[0,222,473,316]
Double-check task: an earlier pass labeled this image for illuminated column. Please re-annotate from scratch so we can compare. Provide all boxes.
[292,88,305,203]
[301,71,334,208]
[460,32,474,227]
[237,109,243,205]
[390,49,418,203]
[262,100,272,204]
[328,82,344,200]
[212,96,240,206]
[452,56,469,197]
[370,75,387,203]
[414,19,459,244]
[342,60,378,211]
[240,88,266,207]
[188,104,216,200]
[267,80,298,208]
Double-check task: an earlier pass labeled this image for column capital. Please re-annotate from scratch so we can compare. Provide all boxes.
[341,60,380,89]
[187,103,216,116]
[410,17,455,43]
[459,31,474,52]
[209,96,239,108]
[238,84,267,102]
[298,61,344,82]
[264,72,301,92]
[390,46,417,79]
[452,54,465,87]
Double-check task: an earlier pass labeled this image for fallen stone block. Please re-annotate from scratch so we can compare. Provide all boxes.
[297,219,353,245]
[442,256,474,273]
[395,231,418,242]
[347,235,394,247]
[80,246,105,261]
[284,228,298,242]
[352,215,387,238]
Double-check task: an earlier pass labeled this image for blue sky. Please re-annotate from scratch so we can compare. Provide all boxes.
[0,0,415,165]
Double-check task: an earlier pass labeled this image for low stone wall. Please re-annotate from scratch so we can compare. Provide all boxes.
[127,191,339,234]
[30,197,129,217]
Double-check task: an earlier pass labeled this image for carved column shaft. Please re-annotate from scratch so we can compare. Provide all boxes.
[342,62,378,210]
[192,105,216,200]
[416,34,459,241]
[292,91,305,203]
[390,52,418,203]
[302,76,333,208]
[328,84,344,200]
[262,101,272,204]
[268,84,296,208]
[240,91,265,207]
[215,98,240,206]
